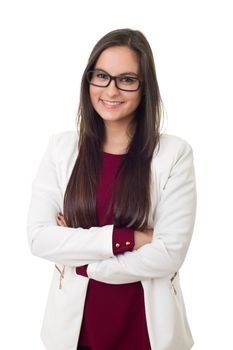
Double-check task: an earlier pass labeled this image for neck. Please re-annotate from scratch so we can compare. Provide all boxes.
[103,120,135,154]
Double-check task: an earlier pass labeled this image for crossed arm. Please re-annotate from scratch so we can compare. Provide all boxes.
[27,134,196,285]
[56,213,153,280]
[56,213,153,251]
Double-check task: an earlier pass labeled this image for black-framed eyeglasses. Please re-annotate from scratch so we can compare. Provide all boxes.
[86,69,142,92]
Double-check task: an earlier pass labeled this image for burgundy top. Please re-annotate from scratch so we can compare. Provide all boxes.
[76,152,151,350]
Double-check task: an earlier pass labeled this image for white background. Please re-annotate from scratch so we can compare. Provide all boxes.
[0,0,232,348]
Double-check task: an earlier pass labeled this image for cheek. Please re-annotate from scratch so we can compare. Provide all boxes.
[89,86,99,105]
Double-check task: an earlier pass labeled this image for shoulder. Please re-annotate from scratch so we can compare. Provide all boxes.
[48,130,79,161]
[155,133,194,161]
[152,133,194,176]
[159,133,193,154]
[51,130,79,147]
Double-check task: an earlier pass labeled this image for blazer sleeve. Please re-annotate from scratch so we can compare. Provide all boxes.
[27,134,114,267]
[86,140,197,284]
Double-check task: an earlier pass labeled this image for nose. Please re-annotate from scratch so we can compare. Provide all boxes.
[105,78,119,96]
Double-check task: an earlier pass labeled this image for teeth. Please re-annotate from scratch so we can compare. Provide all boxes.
[102,99,122,105]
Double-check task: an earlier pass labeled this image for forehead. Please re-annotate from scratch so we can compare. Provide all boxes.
[94,46,140,75]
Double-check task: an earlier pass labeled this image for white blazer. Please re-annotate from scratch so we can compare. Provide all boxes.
[27,130,196,350]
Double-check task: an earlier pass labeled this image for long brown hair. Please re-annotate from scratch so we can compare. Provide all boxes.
[64,28,163,230]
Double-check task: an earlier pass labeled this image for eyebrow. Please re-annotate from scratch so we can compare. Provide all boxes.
[94,68,139,77]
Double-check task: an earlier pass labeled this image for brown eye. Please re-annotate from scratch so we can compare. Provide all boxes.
[96,72,109,80]
[120,76,137,84]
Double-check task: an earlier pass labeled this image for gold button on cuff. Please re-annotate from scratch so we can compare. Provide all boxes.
[125,241,131,246]
[115,243,120,248]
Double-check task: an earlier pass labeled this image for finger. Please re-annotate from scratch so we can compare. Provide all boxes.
[56,217,63,226]
[61,219,67,227]
[57,213,68,227]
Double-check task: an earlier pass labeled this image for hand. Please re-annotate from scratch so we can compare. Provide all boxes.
[133,228,153,250]
[56,213,67,227]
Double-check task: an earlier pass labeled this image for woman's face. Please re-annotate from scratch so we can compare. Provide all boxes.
[89,46,142,127]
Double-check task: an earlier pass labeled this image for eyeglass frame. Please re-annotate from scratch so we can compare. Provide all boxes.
[86,69,142,92]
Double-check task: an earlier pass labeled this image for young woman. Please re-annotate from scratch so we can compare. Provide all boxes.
[27,29,196,350]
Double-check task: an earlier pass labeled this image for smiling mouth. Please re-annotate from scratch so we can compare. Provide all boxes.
[100,99,124,106]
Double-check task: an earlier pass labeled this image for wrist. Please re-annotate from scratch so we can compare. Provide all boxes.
[134,229,153,250]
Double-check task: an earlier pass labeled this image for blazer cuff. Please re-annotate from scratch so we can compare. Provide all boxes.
[112,227,135,255]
